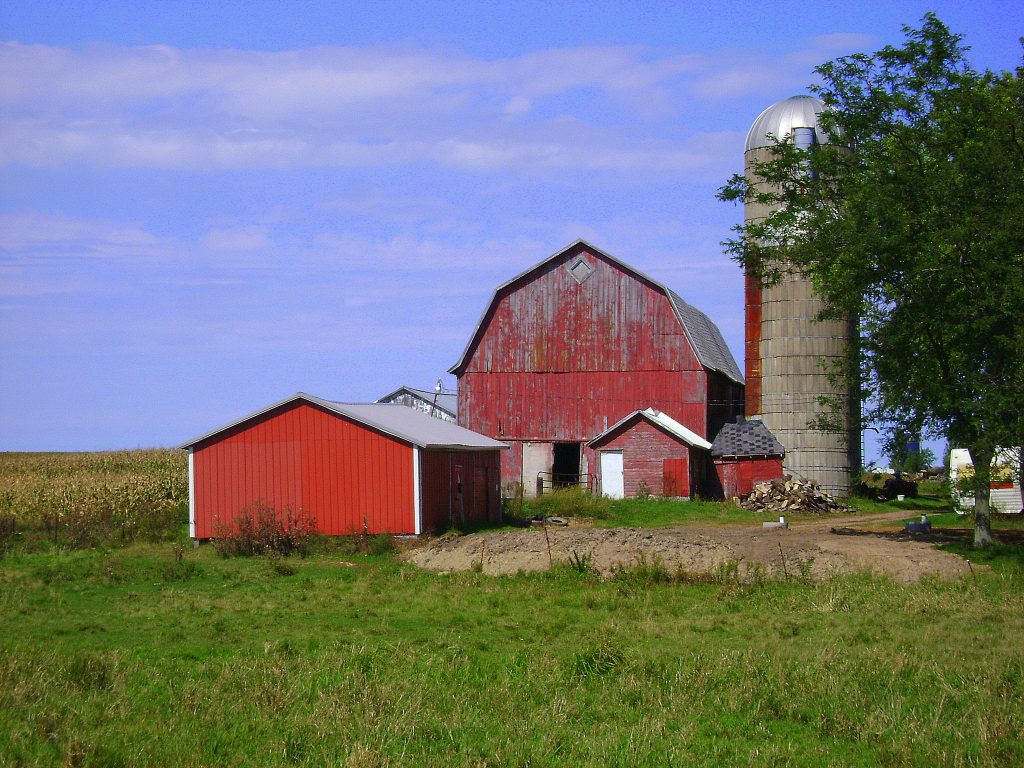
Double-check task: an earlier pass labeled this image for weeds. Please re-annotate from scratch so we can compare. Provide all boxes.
[212,502,317,558]
[568,639,625,678]
[567,549,595,576]
[268,552,298,577]
[611,552,672,586]
[526,488,613,520]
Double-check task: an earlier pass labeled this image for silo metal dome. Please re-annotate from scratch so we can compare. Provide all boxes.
[744,95,826,151]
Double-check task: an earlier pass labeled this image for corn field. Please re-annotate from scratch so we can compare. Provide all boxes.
[0,450,188,548]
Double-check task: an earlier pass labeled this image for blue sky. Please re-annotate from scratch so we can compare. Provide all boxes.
[1,1,1021,460]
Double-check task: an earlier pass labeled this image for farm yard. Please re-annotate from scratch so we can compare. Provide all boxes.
[2,451,1023,767]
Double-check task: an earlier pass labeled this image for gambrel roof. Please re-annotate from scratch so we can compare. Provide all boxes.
[448,240,743,384]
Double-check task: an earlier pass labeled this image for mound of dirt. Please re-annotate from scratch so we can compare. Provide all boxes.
[404,511,974,584]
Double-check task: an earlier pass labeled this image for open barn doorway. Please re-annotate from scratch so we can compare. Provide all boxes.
[552,442,581,488]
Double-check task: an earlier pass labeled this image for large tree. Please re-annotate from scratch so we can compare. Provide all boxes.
[718,15,1024,546]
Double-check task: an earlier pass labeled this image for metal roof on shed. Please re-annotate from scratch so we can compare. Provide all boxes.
[448,239,743,385]
[588,407,713,450]
[179,393,505,451]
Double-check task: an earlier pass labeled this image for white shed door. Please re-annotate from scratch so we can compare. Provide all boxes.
[600,451,624,499]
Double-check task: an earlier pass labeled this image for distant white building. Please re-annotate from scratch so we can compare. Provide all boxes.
[377,386,457,423]
[949,447,1022,514]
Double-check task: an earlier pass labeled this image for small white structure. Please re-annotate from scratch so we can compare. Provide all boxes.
[949,447,1023,514]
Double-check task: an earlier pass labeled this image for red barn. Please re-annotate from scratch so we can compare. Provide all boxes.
[181,393,505,538]
[449,240,744,497]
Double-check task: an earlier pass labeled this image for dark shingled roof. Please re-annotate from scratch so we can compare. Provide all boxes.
[667,290,744,384]
[711,419,785,458]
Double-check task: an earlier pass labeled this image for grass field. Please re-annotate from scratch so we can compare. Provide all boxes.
[3,452,1023,766]
[2,542,1023,767]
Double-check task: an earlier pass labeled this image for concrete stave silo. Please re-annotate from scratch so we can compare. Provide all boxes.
[743,95,860,495]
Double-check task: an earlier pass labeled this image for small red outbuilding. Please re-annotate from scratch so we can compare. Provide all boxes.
[710,418,785,498]
[180,393,506,538]
[587,408,713,499]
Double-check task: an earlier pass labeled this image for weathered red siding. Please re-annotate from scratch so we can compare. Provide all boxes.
[456,244,711,488]
[191,402,414,537]
[419,450,501,532]
[714,457,783,499]
[592,419,692,498]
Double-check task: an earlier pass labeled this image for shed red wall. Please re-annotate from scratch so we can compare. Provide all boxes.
[456,244,718,488]
[419,450,501,532]
[191,402,415,537]
[592,419,692,498]
[714,457,784,499]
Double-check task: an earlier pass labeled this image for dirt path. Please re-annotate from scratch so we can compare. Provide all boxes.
[404,510,974,583]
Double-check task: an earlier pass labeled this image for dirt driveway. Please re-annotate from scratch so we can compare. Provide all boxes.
[404,510,976,583]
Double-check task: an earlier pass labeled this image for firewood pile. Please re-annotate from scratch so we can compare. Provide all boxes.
[740,476,853,515]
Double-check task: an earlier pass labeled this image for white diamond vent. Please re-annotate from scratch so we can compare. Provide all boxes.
[567,258,594,284]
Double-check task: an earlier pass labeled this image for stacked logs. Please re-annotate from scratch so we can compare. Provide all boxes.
[739,476,853,515]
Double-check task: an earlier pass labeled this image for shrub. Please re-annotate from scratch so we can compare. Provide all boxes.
[212,502,317,558]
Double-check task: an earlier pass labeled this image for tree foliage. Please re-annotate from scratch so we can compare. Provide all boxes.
[718,15,1024,545]
[884,430,936,476]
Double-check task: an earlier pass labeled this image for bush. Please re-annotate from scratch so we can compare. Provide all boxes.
[212,502,317,558]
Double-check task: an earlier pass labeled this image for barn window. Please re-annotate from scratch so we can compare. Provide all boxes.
[567,257,594,284]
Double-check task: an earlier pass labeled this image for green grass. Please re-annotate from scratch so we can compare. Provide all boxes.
[846,494,951,515]
[516,489,837,529]
[597,497,764,528]
[2,543,1022,767]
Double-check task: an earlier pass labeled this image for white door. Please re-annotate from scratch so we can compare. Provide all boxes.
[600,451,624,499]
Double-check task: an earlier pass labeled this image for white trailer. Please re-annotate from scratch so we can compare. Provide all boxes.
[949,447,1023,514]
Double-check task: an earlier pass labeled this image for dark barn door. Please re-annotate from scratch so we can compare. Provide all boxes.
[552,442,581,487]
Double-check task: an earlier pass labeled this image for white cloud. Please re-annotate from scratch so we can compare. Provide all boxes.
[0,37,851,173]
[0,211,168,262]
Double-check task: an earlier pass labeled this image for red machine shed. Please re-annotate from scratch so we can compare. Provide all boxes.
[588,408,713,499]
[180,393,505,538]
[449,240,744,495]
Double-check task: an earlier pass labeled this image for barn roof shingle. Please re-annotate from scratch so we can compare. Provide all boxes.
[711,419,785,458]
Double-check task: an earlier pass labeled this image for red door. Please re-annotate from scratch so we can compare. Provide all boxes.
[663,458,689,498]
